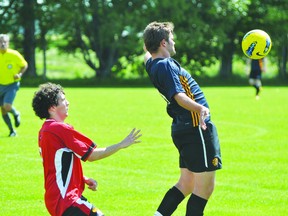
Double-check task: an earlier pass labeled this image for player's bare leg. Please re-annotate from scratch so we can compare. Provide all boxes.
[186,171,215,215]
[175,169,215,216]
[154,169,189,215]
[175,168,194,196]
[155,168,215,216]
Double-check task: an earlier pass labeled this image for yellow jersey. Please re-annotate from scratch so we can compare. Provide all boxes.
[0,49,28,85]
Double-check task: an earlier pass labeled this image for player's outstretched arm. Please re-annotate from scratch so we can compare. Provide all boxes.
[87,128,142,162]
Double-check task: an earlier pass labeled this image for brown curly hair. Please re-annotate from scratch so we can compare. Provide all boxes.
[32,82,65,119]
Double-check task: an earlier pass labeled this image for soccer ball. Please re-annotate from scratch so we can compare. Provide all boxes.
[241,29,272,59]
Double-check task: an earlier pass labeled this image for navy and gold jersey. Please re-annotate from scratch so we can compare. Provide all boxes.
[146,57,210,129]
[250,59,263,79]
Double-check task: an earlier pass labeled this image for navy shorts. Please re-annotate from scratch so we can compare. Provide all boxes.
[172,121,222,173]
[0,82,20,105]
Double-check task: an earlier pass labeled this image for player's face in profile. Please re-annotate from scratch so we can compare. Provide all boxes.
[167,32,176,56]
[55,93,69,121]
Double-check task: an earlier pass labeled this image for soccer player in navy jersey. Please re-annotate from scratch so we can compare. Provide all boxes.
[143,22,222,216]
[32,83,141,216]
[248,58,266,99]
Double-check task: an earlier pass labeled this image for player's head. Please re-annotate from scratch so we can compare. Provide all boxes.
[0,34,10,51]
[32,82,66,119]
[143,21,175,56]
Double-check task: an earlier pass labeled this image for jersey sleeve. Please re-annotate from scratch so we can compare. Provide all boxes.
[158,60,185,100]
[53,123,96,161]
[13,50,28,68]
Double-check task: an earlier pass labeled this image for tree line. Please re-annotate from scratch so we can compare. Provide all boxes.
[1,0,287,80]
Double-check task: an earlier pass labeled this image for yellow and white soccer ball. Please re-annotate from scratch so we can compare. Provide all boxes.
[241,29,272,59]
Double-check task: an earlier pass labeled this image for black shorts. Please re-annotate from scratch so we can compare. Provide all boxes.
[62,196,104,216]
[172,121,222,173]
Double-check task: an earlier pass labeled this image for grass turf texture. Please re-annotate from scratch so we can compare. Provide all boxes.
[0,86,287,216]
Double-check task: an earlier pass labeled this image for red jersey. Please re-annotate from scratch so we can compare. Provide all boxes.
[38,119,96,216]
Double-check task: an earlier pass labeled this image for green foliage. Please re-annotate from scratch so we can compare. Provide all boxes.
[35,48,95,79]
[0,87,287,215]
[1,0,287,79]
[48,0,155,78]
[112,55,148,79]
[32,47,279,82]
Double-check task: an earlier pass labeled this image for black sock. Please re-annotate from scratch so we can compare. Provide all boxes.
[186,194,207,216]
[157,186,185,216]
[3,114,13,132]
[253,85,260,96]
[256,86,260,95]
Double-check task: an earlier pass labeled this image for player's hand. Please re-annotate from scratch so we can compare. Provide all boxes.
[200,107,210,130]
[84,177,98,191]
[120,128,142,148]
[14,73,21,80]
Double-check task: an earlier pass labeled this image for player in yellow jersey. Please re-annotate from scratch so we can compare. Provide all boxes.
[0,34,28,136]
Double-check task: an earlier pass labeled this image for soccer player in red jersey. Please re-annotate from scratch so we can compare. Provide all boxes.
[32,82,141,216]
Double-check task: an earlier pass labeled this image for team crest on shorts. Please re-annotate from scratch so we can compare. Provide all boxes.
[212,157,218,167]
[7,64,12,69]
[92,207,104,216]
[92,207,98,212]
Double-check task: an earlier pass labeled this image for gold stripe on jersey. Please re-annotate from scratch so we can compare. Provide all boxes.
[179,75,200,127]
[259,59,263,71]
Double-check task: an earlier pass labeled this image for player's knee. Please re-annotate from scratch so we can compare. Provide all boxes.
[193,173,216,198]
[194,180,215,199]
[175,177,194,196]
[205,181,215,196]
[3,104,12,112]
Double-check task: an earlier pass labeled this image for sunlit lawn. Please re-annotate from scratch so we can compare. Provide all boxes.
[0,86,287,216]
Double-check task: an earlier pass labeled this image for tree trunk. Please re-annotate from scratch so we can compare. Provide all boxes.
[219,42,234,78]
[279,34,287,79]
[22,0,36,77]
[42,45,47,80]
[218,28,238,79]
[40,28,47,80]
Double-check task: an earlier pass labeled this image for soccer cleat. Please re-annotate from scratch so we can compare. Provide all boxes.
[14,113,21,127]
[9,131,17,137]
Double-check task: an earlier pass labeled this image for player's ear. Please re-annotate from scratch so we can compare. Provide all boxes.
[48,106,56,115]
[160,39,166,47]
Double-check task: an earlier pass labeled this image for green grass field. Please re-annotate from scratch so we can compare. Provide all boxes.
[0,86,287,216]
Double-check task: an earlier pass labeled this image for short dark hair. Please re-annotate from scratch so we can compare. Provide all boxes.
[32,82,64,119]
[143,21,174,53]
